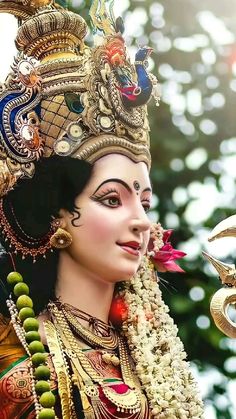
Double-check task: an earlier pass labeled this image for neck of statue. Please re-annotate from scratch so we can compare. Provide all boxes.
[55,250,115,324]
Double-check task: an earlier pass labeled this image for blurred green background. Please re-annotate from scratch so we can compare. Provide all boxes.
[1,0,236,417]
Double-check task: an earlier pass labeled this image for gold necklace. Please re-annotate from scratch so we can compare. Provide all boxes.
[53,300,118,350]
[63,309,118,350]
[58,300,114,335]
[44,319,76,419]
[48,302,143,416]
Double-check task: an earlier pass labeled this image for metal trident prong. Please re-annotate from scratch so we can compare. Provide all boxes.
[208,214,236,242]
[202,251,236,286]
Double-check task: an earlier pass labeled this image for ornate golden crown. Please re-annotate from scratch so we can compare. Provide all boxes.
[0,0,160,197]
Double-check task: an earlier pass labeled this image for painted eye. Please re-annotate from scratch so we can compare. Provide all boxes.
[102,197,120,207]
[142,203,150,213]
[107,197,120,206]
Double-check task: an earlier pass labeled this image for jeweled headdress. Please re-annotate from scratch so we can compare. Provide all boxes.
[0,0,160,198]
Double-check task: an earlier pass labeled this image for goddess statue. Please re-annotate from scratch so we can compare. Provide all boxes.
[0,1,203,417]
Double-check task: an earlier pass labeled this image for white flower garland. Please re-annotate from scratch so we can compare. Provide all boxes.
[121,256,204,419]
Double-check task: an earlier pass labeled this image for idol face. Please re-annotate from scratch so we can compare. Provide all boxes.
[60,154,152,283]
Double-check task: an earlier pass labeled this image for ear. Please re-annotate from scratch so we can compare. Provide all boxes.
[57,209,68,229]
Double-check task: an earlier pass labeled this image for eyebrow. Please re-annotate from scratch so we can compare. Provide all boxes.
[93,178,152,194]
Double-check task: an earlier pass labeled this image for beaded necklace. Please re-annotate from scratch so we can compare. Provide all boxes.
[6,271,56,419]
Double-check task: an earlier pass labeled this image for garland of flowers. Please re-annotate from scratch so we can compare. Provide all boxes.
[120,224,204,419]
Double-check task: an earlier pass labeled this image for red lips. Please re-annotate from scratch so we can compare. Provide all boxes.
[117,241,141,250]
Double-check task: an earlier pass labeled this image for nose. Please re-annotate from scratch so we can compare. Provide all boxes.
[129,211,151,234]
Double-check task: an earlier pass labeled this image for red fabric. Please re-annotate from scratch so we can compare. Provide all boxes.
[85,350,150,418]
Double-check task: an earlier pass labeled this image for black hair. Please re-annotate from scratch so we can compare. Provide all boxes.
[0,156,93,317]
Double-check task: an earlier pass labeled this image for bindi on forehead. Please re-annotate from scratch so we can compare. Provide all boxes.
[133,180,140,195]
[133,180,140,190]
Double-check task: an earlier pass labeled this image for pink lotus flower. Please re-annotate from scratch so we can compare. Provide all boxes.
[148,229,186,273]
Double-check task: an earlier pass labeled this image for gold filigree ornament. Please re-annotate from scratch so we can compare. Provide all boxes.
[203,214,236,338]
[0,0,160,199]
[48,302,147,418]
[44,320,73,419]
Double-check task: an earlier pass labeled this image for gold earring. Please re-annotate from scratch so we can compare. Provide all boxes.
[50,228,72,249]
